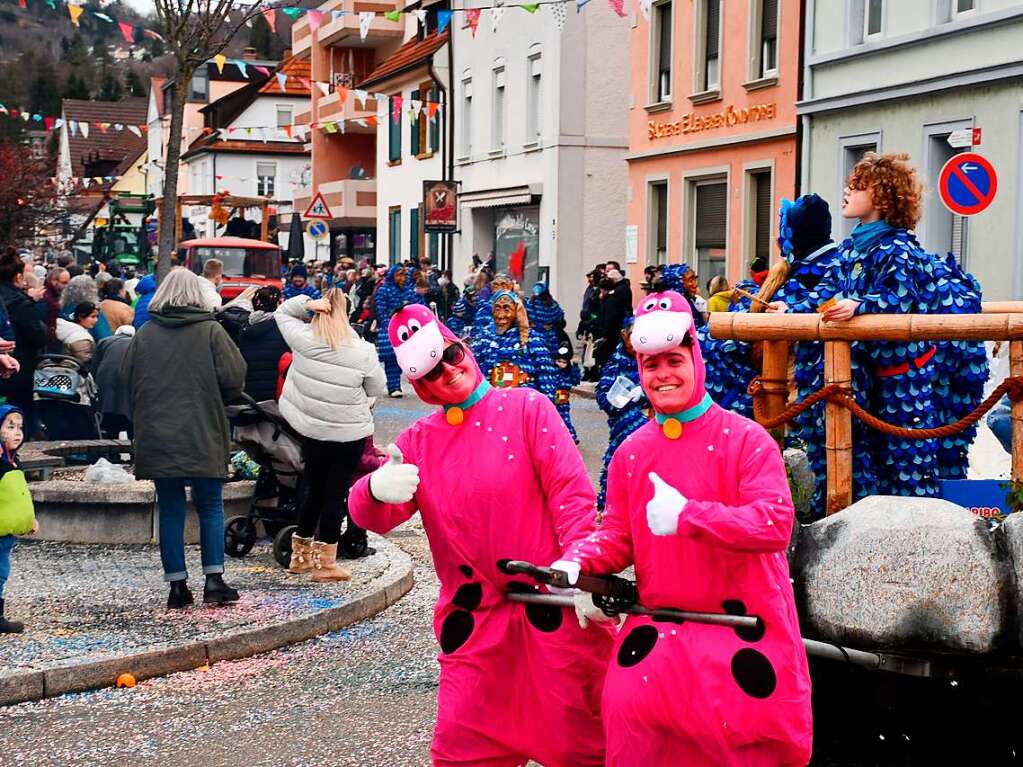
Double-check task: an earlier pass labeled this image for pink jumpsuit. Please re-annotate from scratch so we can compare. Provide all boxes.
[572,293,813,766]
[350,386,612,767]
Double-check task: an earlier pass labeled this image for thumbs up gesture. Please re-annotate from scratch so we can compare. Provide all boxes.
[369,444,421,504]
[646,472,688,536]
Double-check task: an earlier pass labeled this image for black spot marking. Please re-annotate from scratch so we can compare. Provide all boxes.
[459,565,474,578]
[452,583,483,611]
[731,648,777,699]
[525,602,563,633]
[722,599,766,642]
[495,559,512,574]
[652,614,685,625]
[617,625,658,668]
[440,610,474,654]
[505,581,536,594]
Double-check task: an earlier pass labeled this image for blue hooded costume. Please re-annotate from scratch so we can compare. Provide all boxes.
[772,196,878,513]
[550,335,581,443]
[594,317,649,510]
[526,283,566,357]
[696,273,759,420]
[470,291,557,400]
[446,290,476,339]
[133,274,158,330]
[374,265,423,393]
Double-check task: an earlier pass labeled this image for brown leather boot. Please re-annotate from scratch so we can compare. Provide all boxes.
[311,541,352,582]
[288,534,315,574]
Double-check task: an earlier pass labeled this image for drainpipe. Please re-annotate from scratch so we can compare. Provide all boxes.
[428,33,455,272]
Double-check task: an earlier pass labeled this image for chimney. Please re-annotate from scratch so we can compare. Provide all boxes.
[283,47,292,59]
[242,47,258,61]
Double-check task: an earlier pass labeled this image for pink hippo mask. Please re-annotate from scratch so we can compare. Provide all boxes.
[632,291,707,413]
[388,305,484,407]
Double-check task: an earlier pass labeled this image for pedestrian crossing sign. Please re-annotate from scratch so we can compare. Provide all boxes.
[303,191,333,220]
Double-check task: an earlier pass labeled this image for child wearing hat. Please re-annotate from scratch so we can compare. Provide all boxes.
[0,405,37,633]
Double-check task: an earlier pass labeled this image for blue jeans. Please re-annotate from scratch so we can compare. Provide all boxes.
[989,395,1012,455]
[0,535,14,600]
[154,478,225,583]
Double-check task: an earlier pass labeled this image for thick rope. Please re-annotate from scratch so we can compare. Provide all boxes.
[749,376,1023,440]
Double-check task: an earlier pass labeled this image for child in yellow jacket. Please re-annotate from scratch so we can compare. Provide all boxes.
[0,405,37,633]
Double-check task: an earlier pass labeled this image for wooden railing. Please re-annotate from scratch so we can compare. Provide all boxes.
[708,307,1023,515]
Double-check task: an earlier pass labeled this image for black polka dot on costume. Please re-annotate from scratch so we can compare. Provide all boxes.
[722,599,766,643]
[459,565,474,578]
[617,625,658,668]
[505,581,536,594]
[731,648,777,699]
[525,602,563,633]
[452,583,483,611]
[440,610,474,654]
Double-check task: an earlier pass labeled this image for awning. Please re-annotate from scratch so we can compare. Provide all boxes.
[459,184,542,209]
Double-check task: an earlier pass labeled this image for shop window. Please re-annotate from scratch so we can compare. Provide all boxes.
[276,105,293,129]
[695,0,721,93]
[388,95,402,164]
[461,76,472,158]
[747,169,772,265]
[492,65,506,151]
[694,179,727,281]
[388,207,401,265]
[526,52,542,142]
[650,0,673,103]
[749,0,778,80]
[495,206,540,286]
[256,162,276,197]
[410,206,420,262]
[648,181,669,265]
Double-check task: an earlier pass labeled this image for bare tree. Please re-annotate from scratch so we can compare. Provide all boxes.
[150,0,276,280]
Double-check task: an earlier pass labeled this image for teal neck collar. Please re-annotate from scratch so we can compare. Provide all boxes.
[444,379,491,412]
[655,392,714,424]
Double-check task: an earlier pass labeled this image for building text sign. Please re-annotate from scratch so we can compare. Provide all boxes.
[648,103,777,140]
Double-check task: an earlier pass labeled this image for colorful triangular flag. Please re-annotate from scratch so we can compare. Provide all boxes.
[491,6,506,32]
[254,65,270,77]
[214,54,227,74]
[520,3,540,12]
[282,7,301,19]
[358,12,373,41]
[411,9,427,27]
[94,12,113,22]
[118,21,135,43]
[576,0,590,11]
[549,0,566,29]
[68,4,84,26]
[276,72,288,91]
[391,96,403,124]
[384,9,400,22]
[307,10,323,30]
[331,10,345,23]
[608,0,626,17]
[316,81,330,97]
[638,0,651,20]
[79,122,89,139]
[261,8,276,32]
[466,8,481,36]
[437,9,452,32]
[127,125,141,137]
[235,59,248,78]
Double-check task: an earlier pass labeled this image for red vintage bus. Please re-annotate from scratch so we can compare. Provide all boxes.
[179,237,283,300]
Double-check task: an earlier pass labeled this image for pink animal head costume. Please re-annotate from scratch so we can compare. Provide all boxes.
[631,291,706,412]
[388,304,484,406]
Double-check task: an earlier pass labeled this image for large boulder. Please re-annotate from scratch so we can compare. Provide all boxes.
[997,513,1023,649]
[783,447,816,520]
[794,496,1011,654]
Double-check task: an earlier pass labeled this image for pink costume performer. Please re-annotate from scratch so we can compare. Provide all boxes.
[349,304,612,767]
[567,292,812,766]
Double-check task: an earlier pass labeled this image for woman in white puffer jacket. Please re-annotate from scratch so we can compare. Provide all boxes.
[276,289,387,580]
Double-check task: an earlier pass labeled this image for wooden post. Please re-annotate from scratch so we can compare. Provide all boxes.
[824,341,853,515]
[174,198,183,250]
[760,340,789,445]
[1012,340,1023,484]
[260,200,269,242]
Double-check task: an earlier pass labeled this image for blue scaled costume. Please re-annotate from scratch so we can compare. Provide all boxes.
[772,196,878,515]
[928,251,988,480]
[446,291,477,340]
[552,356,581,443]
[836,221,940,497]
[374,265,423,393]
[697,278,760,419]
[594,323,649,511]
[526,284,566,357]
[470,292,558,401]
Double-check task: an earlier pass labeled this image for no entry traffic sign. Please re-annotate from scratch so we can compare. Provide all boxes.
[939,152,997,216]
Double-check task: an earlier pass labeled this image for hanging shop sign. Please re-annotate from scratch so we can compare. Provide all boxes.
[423,180,459,233]
[648,103,777,141]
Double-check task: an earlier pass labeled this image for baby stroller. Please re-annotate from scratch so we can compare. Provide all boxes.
[226,395,306,567]
[34,354,103,441]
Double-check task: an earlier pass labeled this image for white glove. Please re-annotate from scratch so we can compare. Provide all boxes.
[368,444,420,504]
[646,472,688,536]
[546,559,580,594]
[573,591,616,629]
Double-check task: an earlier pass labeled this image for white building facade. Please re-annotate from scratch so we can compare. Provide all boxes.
[451,1,630,321]
[801,0,1023,299]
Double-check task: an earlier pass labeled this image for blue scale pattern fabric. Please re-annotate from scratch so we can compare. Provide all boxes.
[470,323,558,401]
[526,298,566,356]
[374,266,424,392]
[594,344,649,510]
[552,361,581,442]
[698,279,761,419]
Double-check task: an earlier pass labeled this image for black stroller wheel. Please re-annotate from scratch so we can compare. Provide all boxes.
[273,524,298,568]
[225,516,257,558]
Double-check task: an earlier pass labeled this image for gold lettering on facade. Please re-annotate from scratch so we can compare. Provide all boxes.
[648,103,777,141]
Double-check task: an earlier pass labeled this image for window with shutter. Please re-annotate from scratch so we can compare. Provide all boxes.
[410,207,420,262]
[429,85,440,152]
[704,0,721,90]
[654,0,672,102]
[760,0,778,76]
[388,96,401,163]
[388,208,402,265]
[410,89,420,156]
[695,179,727,280]
[754,172,772,262]
[649,181,669,265]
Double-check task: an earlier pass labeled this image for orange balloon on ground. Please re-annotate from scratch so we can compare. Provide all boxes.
[116,673,136,688]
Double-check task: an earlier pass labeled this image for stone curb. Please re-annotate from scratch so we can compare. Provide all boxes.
[0,543,414,707]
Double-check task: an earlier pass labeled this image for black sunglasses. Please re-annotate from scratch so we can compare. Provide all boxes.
[423,343,467,381]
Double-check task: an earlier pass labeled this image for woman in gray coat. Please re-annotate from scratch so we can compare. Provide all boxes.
[121,268,247,609]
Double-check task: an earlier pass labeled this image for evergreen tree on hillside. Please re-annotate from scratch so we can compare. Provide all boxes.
[98,69,123,101]
[249,13,272,59]
[125,69,146,98]
[29,60,61,117]
[62,74,91,101]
